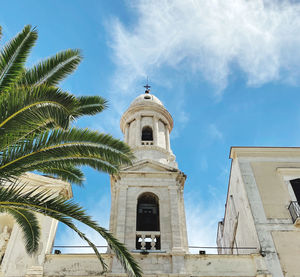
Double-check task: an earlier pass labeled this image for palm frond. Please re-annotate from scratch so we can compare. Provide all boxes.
[40,165,85,186]
[18,49,82,86]
[0,184,142,277]
[73,96,107,117]
[0,85,77,131]
[0,108,70,151]
[0,128,133,181]
[0,157,119,182]
[0,25,139,276]
[0,85,80,149]
[0,206,40,254]
[0,90,110,150]
[0,25,37,92]
[58,217,108,273]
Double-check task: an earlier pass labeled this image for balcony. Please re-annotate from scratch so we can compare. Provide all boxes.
[136,231,161,250]
[141,140,153,146]
[288,201,300,226]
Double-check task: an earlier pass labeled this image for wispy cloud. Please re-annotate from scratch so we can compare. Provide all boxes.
[208,123,223,140]
[110,0,300,94]
[185,193,224,254]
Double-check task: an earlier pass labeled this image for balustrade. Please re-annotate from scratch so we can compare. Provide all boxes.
[141,140,153,146]
[136,231,160,250]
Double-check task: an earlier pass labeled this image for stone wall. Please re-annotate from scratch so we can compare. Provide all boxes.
[43,253,268,277]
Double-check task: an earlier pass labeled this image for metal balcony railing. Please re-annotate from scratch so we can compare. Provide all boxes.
[51,245,258,255]
[288,201,300,225]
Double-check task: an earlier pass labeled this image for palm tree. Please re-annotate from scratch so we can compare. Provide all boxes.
[0,25,141,277]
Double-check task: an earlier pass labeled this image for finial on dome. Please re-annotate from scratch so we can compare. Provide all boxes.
[144,77,151,94]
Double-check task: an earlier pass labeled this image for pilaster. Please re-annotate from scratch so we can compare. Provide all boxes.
[124,123,129,144]
[135,115,141,147]
[153,116,159,146]
[115,184,128,243]
[169,186,185,253]
[165,126,171,152]
[239,160,283,277]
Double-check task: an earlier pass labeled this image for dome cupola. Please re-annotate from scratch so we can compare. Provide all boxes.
[120,87,176,167]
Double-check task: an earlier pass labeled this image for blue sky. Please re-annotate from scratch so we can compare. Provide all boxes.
[2,0,300,251]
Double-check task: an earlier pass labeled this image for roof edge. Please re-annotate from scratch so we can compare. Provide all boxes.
[230,146,300,159]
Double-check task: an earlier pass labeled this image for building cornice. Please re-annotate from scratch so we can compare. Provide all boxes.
[230,146,300,159]
[120,103,173,133]
[20,172,73,198]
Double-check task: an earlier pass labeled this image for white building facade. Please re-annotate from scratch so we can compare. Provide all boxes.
[217,147,300,277]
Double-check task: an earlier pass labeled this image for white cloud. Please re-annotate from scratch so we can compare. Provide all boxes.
[185,193,224,254]
[110,0,300,93]
[208,123,223,140]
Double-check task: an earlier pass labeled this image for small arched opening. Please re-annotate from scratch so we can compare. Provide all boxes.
[141,126,153,141]
[136,192,160,250]
[137,192,159,231]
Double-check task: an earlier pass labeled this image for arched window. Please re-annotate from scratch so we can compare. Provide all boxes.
[142,126,153,141]
[136,193,160,250]
[136,193,160,231]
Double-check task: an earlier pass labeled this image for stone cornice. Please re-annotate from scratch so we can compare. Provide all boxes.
[110,159,187,188]
[276,167,300,175]
[20,172,73,198]
[121,159,178,172]
[120,103,173,133]
[230,146,300,159]
[134,144,174,155]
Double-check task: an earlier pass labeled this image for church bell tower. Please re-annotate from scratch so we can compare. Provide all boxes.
[109,87,188,255]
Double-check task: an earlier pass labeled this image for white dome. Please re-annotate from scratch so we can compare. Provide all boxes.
[120,91,173,134]
[130,93,163,107]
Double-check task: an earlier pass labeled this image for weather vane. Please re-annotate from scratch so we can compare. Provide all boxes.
[144,77,151,94]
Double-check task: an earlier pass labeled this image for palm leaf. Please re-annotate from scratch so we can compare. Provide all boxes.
[0,25,140,276]
[0,187,107,272]
[0,89,111,150]
[0,184,142,277]
[0,128,133,181]
[0,85,77,131]
[40,165,85,186]
[0,108,70,151]
[18,49,82,86]
[0,25,37,92]
[0,156,119,183]
[0,85,79,149]
[73,96,108,117]
[0,206,40,254]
